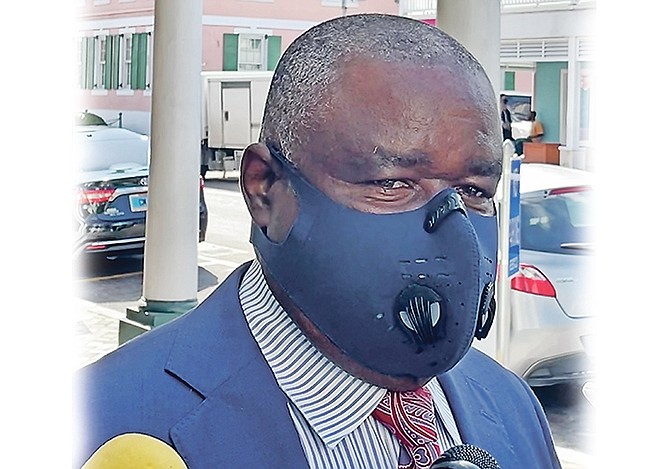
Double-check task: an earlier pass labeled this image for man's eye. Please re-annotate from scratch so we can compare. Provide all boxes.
[455,185,496,216]
[374,179,411,191]
[455,185,490,199]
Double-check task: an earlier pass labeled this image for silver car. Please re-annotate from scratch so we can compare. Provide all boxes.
[506,163,595,387]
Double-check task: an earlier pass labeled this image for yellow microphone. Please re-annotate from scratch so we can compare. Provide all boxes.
[82,433,187,469]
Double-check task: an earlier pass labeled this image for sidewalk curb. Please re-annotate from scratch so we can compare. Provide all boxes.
[75,298,127,320]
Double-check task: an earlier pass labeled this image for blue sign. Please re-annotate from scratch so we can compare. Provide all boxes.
[508,158,521,277]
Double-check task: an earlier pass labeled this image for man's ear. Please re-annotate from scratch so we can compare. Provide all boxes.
[240,143,277,229]
[240,143,297,241]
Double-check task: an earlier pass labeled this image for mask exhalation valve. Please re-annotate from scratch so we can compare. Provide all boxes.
[395,284,443,344]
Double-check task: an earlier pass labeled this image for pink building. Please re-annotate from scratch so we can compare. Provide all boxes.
[76,0,400,135]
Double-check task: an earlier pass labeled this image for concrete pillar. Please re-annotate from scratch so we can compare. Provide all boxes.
[121,0,203,341]
[435,0,504,362]
[560,36,584,169]
[435,0,501,94]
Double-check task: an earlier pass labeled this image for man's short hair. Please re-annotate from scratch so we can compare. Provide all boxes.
[260,13,492,161]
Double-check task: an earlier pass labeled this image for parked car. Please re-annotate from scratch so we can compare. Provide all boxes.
[506,163,595,387]
[74,112,208,257]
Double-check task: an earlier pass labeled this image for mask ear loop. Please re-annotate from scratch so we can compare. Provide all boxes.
[475,282,496,340]
[268,143,298,171]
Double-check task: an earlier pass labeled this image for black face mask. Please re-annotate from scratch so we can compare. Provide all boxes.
[251,146,498,379]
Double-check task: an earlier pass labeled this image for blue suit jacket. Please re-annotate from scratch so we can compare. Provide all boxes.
[75,263,561,468]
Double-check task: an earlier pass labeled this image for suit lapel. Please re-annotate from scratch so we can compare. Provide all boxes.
[163,264,309,468]
[169,356,309,468]
[438,351,518,464]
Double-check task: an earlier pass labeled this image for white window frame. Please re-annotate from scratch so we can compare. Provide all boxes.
[237,33,267,71]
[143,28,154,96]
[559,68,567,145]
[117,28,135,95]
[578,67,593,146]
[96,35,106,89]
[321,0,359,6]
[93,32,109,93]
[76,36,84,88]
[322,0,359,16]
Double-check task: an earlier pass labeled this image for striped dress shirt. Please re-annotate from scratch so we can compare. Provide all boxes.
[238,260,463,469]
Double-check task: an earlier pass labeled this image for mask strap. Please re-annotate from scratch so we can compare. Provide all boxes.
[267,144,327,198]
[268,144,298,172]
[475,282,496,340]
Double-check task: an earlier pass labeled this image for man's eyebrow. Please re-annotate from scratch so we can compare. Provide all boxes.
[467,158,502,178]
[368,146,432,168]
[354,146,502,177]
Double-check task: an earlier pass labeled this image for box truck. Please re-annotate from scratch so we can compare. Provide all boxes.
[200,71,273,178]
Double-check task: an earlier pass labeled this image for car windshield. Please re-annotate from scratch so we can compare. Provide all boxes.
[520,188,592,254]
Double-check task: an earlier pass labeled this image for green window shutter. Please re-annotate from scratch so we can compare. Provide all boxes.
[266,35,281,71]
[138,33,148,88]
[130,34,139,89]
[504,71,515,91]
[223,33,239,71]
[131,33,148,90]
[110,35,120,89]
[85,37,96,89]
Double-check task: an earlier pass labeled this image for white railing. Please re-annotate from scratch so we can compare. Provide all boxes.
[397,0,436,18]
[501,0,595,9]
[399,0,595,17]
[398,0,437,18]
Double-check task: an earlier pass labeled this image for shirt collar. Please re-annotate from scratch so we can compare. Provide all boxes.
[239,259,387,449]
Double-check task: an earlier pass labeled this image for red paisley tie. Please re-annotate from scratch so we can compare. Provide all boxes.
[372,387,442,469]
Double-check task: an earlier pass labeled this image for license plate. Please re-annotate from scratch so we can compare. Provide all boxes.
[129,193,148,212]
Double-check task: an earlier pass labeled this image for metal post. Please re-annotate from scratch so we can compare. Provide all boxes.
[495,141,520,366]
[121,0,203,343]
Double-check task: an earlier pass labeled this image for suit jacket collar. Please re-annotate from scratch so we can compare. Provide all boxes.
[164,262,258,396]
[160,263,519,467]
[164,263,309,468]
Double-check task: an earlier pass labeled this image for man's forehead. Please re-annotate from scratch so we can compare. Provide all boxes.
[337,54,477,88]
[289,54,500,174]
[340,144,501,174]
[329,57,495,120]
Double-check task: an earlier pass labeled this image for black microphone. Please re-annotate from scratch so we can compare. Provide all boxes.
[431,444,501,469]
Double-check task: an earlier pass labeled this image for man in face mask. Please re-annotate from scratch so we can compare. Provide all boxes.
[76,14,561,469]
